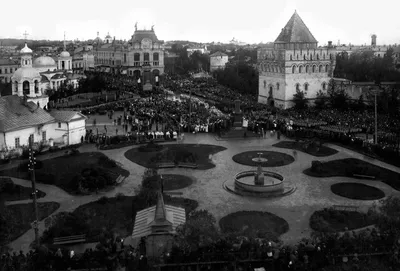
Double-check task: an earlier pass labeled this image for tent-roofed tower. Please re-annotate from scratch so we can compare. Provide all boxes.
[257,11,336,109]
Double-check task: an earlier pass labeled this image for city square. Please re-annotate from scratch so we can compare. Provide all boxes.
[0,1,400,270]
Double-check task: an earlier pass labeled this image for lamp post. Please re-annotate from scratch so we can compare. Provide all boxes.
[28,146,40,247]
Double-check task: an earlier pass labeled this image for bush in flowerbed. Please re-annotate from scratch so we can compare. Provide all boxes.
[98,156,117,168]
[138,141,163,152]
[71,167,114,192]
[35,172,56,185]
[0,177,15,193]
[311,160,323,173]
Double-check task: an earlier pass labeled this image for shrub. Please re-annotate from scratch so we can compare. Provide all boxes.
[0,178,15,193]
[69,148,80,156]
[98,156,117,168]
[35,172,56,185]
[311,161,323,173]
[98,196,109,204]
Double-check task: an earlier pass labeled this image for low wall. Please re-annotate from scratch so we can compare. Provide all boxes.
[235,171,284,193]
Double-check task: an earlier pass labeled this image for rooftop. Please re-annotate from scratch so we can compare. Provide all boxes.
[275,11,318,44]
[50,110,87,122]
[0,95,55,132]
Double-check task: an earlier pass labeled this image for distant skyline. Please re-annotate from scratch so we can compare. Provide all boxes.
[1,0,399,46]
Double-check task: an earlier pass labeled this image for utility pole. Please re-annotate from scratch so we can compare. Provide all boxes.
[28,145,40,247]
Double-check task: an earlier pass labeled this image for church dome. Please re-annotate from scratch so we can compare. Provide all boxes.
[60,51,70,57]
[20,43,33,54]
[12,67,41,81]
[33,56,57,67]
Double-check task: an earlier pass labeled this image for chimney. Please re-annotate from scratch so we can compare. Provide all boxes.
[328,41,332,48]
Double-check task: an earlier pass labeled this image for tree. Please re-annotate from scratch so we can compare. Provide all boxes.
[314,89,327,109]
[292,89,308,109]
[327,79,350,109]
[174,209,219,253]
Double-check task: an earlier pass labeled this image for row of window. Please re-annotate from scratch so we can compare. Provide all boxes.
[288,53,333,61]
[264,81,327,92]
[292,64,330,74]
[14,133,45,148]
[260,63,330,74]
[0,67,15,74]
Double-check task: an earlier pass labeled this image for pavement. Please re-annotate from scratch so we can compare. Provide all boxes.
[3,132,400,253]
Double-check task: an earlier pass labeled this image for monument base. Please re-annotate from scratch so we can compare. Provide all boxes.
[143,83,153,91]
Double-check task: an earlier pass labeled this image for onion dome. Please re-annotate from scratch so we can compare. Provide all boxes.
[20,43,33,54]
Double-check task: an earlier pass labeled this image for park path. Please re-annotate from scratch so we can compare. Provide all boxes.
[4,133,400,252]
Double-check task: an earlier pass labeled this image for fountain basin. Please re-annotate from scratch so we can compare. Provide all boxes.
[235,171,284,193]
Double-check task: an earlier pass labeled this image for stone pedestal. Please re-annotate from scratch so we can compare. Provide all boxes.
[255,164,265,185]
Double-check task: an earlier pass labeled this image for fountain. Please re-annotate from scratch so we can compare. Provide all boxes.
[224,152,296,198]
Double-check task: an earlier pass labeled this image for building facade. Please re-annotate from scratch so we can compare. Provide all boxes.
[257,11,336,109]
[210,51,229,72]
[0,58,19,83]
[94,27,165,84]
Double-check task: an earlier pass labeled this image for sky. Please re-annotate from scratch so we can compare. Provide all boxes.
[1,0,399,46]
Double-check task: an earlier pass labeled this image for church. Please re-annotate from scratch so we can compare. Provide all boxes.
[11,40,86,109]
[257,11,336,109]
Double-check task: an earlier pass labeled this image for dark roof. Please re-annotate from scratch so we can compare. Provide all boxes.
[50,110,87,122]
[131,30,159,43]
[0,95,55,132]
[0,58,19,66]
[40,75,49,83]
[210,51,228,57]
[275,11,318,44]
[51,73,66,80]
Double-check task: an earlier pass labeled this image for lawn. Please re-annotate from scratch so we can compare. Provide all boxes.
[0,152,130,194]
[124,144,227,170]
[219,211,289,241]
[310,208,376,232]
[145,174,194,191]
[41,195,198,244]
[232,151,294,167]
[303,158,400,191]
[1,185,46,202]
[3,202,60,244]
[331,182,385,200]
[273,141,338,157]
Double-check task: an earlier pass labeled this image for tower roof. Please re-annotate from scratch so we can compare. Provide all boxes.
[154,191,167,222]
[274,11,318,44]
[131,29,159,43]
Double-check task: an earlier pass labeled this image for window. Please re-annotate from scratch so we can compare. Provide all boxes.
[15,138,20,148]
[5,69,7,74]
[304,83,309,91]
[58,122,61,128]
[312,65,316,73]
[42,131,46,141]
[317,54,319,60]
[290,55,292,60]
[325,64,329,72]
[134,53,140,61]
[263,80,266,88]
[305,65,309,73]
[319,65,322,72]
[329,54,332,60]
[276,83,280,90]
[144,53,150,61]
[269,86,273,96]
[323,53,325,59]
[299,66,303,73]
[0,69,2,74]
[292,66,296,73]
[322,82,326,90]
[10,68,13,73]
[310,55,312,60]
[303,55,306,60]
[153,53,159,61]
[296,83,300,91]
[124,54,126,63]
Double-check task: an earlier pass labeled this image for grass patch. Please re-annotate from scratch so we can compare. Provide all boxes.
[1,185,46,202]
[3,202,60,243]
[331,182,385,200]
[273,141,338,157]
[304,158,400,191]
[124,144,226,170]
[145,174,194,191]
[41,195,198,244]
[0,152,129,194]
[310,208,376,232]
[219,211,289,241]
[232,151,294,167]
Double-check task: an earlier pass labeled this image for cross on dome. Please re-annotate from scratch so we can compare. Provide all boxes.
[23,31,29,41]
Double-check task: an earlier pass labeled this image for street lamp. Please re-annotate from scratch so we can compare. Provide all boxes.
[28,147,40,247]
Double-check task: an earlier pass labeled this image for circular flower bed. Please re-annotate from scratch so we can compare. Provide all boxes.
[232,151,294,167]
[138,142,164,152]
[219,211,289,241]
[331,182,385,200]
[144,174,194,191]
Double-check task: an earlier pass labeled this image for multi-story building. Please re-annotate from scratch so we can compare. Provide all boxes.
[209,51,228,72]
[336,35,391,58]
[0,58,19,83]
[72,50,95,74]
[257,11,336,109]
[94,26,165,84]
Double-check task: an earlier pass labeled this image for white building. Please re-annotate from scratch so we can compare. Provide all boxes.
[209,51,228,72]
[11,42,85,109]
[257,11,336,109]
[0,95,87,151]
